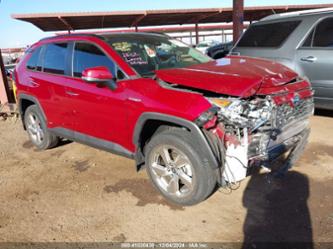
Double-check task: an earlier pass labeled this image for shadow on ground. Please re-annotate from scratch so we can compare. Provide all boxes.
[103,178,185,211]
[242,170,313,249]
[314,109,333,118]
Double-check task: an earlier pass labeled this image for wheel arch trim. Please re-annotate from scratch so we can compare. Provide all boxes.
[133,112,219,169]
[17,93,47,129]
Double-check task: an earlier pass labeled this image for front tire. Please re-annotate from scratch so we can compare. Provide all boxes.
[145,128,217,206]
[24,105,59,150]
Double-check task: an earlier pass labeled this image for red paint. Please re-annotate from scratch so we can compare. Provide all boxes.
[156,56,301,98]
[203,116,218,129]
[82,66,114,80]
[15,35,313,153]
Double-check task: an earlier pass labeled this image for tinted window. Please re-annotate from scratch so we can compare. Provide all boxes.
[26,47,41,71]
[43,43,68,75]
[313,18,333,47]
[237,21,301,47]
[302,29,315,47]
[73,43,115,77]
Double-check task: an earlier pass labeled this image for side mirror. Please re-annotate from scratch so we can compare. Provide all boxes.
[82,66,117,90]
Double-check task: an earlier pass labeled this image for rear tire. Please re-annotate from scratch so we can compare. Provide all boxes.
[145,128,217,206]
[24,105,59,150]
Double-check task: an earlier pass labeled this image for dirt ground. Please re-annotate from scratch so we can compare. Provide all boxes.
[0,112,332,243]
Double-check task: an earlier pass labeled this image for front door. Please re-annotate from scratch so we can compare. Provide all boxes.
[65,42,129,148]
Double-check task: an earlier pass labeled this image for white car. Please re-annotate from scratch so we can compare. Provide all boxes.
[196,40,219,54]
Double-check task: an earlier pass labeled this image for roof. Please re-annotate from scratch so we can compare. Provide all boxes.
[12,4,333,32]
[37,32,177,45]
[261,7,333,21]
[55,24,248,35]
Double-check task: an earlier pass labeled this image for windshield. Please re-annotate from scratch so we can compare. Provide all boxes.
[105,34,212,77]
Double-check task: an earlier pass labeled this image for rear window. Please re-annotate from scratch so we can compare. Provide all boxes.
[26,47,41,71]
[43,43,68,75]
[237,20,301,48]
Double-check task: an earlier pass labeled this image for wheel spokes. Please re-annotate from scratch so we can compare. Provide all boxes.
[174,154,189,169]
[167,175,179,194]
[27,125,36,134]
[36,129,42,143]
[151,163,171,177]
[157,147,172,165]
[29,114,36,125]
[37,127,44,141]
[151,145,194,197]
[27,113,44,145]
[178,171,193,190]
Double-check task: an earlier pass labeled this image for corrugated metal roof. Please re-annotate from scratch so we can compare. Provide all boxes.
[55,24,249,35]
[12,4,333,32]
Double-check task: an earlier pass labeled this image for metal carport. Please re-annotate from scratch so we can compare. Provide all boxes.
[2,3,333,109]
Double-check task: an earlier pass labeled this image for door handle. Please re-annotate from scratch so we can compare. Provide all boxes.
[300,56,317,63]
[127,97,142,103]
[65,91,80,96]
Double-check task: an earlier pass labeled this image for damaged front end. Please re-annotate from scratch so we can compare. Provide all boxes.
[196,93,314,184]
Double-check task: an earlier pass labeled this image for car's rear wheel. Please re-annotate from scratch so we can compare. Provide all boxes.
[145,128,217,206]
[24,105,59,150]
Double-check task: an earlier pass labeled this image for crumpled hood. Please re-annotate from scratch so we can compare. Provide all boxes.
[155,56,298,98]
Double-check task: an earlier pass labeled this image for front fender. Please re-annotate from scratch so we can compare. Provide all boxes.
[133,112,219,170]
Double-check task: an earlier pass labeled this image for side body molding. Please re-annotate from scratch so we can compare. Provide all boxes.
[50,128,134,159]
[133,112,219,170]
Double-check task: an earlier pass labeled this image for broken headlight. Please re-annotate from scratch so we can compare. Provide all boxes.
[195,106,219,127]
[208,97,274,132]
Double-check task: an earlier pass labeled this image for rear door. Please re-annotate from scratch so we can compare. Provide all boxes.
[23,42,73,130]
[65,41,129,146]
[39,42,73,129]
[295,17,333,104]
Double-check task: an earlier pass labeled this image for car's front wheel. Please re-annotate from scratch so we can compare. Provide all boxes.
[145,128,217,206]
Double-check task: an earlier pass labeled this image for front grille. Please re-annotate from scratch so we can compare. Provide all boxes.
[274,97,314,129]
[248,97,313,160]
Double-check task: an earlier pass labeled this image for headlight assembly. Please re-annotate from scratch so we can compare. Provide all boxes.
[195,106,219,127]
[208,97,274,132]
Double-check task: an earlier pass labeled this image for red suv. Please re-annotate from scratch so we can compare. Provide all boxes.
[14,33,313,205]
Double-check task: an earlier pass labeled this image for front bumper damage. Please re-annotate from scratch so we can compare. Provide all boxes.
[202,96,314,184]
[222,120,310,183]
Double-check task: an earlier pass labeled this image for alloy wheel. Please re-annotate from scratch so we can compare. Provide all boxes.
[150,145,194,197]
[26,113,44,145]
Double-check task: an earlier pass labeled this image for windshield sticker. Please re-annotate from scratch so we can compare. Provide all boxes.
[144,45,156,57]
[122,52,148,65]
[112,42,132,52]
[216,58,231,66]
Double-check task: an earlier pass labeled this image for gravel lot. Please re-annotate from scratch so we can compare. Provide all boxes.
[0,112,332,243]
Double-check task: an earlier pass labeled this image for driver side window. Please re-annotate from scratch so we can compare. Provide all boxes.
[73,42,116,78]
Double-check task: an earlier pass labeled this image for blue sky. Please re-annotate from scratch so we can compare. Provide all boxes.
[1,0,333,48]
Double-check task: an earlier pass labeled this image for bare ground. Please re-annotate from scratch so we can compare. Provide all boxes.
[0,114,332,243]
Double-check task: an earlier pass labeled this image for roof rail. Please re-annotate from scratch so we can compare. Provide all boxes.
[261,7,333,21]
[39,33,105,42]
